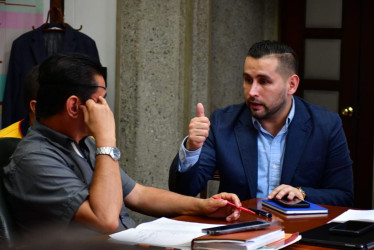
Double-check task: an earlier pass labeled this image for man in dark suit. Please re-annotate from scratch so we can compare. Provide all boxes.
[169,40,353,207]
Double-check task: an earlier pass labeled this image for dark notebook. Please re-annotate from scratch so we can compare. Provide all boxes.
[300,222,374,249]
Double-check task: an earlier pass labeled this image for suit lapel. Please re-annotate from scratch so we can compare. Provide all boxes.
[235,107,258,198]
[281,97,312,184]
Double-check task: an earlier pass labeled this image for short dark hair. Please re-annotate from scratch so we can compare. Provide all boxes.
[36,53,106,119]
[247,40,298,77]
[22,65,40,112]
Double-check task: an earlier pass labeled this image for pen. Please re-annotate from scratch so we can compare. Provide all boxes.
[212,196,255,215]
[247,208,272,218]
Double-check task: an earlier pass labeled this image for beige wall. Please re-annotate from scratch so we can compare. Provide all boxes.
[63,0,117,112]
[116,0,278,224]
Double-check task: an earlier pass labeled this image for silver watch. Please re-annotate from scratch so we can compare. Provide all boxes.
[96,147,121,161]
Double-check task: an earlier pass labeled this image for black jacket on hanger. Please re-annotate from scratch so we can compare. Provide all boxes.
[2,24,100,128]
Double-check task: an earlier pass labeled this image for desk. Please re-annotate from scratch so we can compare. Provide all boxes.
[174,198,350,250]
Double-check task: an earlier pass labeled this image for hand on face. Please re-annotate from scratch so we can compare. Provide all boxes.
[79,96,116,147]
[186,103,210,151]
[202,192,241,222]
[267,184,305,201]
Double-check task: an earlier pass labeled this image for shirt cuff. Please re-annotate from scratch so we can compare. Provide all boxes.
[178,136,201,172]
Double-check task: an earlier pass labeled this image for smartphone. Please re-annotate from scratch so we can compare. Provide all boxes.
[272,197,310,208]
[329,220,374,236]
[201,221,270,235]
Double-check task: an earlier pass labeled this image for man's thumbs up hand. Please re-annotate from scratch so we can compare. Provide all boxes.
[186,103,211,151]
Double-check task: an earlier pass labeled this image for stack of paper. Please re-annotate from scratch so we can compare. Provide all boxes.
[328,209,374,223]
[109,217,290,249]
[110,217,218,249]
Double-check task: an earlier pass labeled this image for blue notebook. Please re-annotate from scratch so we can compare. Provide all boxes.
[262,199,328,215]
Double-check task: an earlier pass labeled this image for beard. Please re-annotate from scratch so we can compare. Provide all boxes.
[246,94,288,121]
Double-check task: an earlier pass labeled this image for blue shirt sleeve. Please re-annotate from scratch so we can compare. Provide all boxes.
[178,136,202,172]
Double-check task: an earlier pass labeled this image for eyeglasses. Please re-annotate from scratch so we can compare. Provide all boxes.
[45,83,107,90]
[71,84,106,90]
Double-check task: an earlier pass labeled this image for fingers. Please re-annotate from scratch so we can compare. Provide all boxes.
[221,193,241,222]
[196,103,205,117]
[84,96,107,108]
[226,208,241,222]
[79,96,116,145]
[96,96,108,105]
[268,184,305,201]
[80,99,94,124]
[210,193,241,222]
[79,103,88,116]
[214,192,242,207]
[80,98,104,123]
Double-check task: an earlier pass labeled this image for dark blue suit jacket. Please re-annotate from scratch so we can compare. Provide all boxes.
[2,25,100,128]
[170,97,354,206]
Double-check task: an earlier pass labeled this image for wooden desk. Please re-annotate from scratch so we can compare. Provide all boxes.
[174,198,350,250]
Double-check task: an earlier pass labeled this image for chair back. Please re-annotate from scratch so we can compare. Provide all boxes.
[199,170,221,199]
[0,137,21,248]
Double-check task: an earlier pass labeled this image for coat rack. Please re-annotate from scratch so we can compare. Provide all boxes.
[50,0,64,23]
[32,0,82,31]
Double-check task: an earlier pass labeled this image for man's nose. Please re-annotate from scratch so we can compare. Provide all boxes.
[249,81,260,97]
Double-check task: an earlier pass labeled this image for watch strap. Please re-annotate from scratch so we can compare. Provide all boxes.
[96,147,120,161]
[296,186,306,199]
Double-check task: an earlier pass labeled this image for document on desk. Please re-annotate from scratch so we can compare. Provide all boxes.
[328,209,374,223]
[109,217,223,248]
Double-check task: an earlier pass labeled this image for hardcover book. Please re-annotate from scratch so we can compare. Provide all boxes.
[192,225,284,250]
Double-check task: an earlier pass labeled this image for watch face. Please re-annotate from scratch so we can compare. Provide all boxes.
[111,147,121,160]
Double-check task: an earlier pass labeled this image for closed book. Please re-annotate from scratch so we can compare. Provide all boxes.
[192,225,284,250]
[262,199,328,215]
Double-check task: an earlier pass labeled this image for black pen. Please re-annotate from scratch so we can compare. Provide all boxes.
[248,208,272,218]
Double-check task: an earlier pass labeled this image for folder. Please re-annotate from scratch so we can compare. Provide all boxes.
[300,222,374,249]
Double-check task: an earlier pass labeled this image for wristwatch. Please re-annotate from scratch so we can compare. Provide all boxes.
[296,186,306,199]
[96,147,121,161]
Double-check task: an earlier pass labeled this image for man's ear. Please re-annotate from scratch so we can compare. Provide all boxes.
[29,100,37,114]
[287,74,300,95]
[66,96,81,118]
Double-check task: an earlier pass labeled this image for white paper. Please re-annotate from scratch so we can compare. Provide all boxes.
[328,209,374,223]
[109,217,223,248]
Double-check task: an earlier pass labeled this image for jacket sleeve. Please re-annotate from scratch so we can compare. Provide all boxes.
[168,113,219,197]
[2,40,29,128]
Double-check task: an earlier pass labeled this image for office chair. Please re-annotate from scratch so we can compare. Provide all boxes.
[199,170,220,199]
[0,137,21,249]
